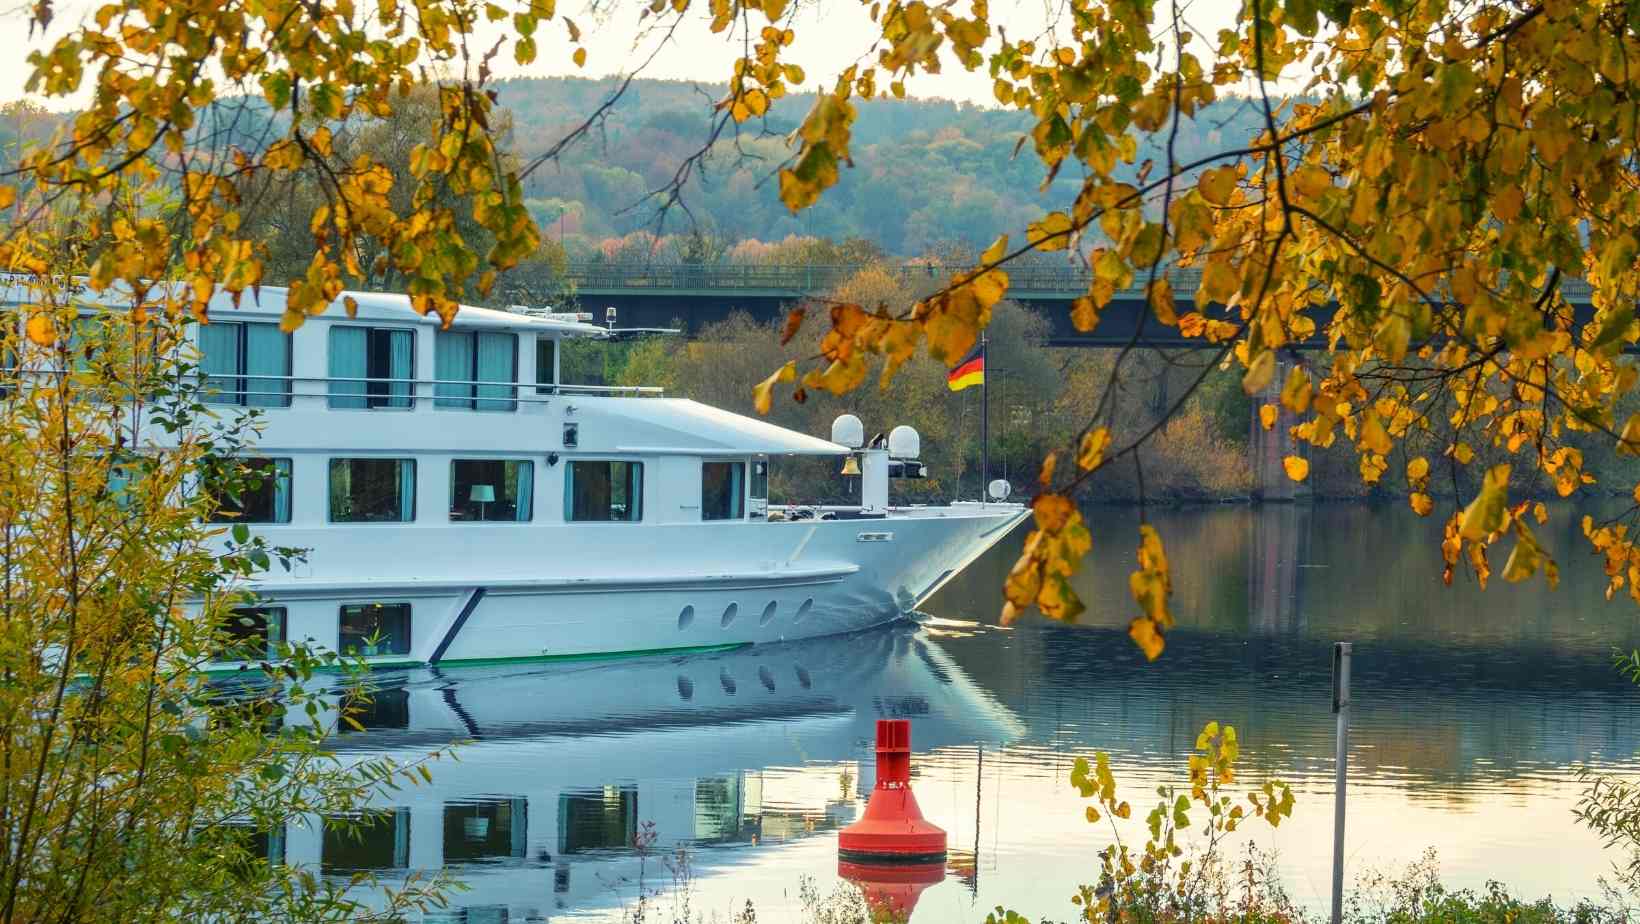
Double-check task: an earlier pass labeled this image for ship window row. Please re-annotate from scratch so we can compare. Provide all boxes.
[207,458,537,524]
[187,321,558,410]
[216,601,412,661]
[201,458,777,524]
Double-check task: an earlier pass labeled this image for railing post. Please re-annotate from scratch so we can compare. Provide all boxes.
[1331,641,1352,924]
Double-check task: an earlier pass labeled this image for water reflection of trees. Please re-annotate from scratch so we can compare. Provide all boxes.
[927,503,1640,788]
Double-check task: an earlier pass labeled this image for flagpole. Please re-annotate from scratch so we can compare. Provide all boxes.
[980,331,989,504]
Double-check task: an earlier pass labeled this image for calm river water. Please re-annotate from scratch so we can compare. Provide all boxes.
[331,503,1640,922]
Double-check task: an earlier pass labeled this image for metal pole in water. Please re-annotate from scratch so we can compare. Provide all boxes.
[1331,641,1352,924]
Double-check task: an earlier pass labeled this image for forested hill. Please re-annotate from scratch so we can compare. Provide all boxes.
[495,77,1269,259]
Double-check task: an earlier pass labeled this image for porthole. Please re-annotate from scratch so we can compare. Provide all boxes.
[678,605,695,630]
[794,598,814,621]
[758,666,776,692]
[719,669,736,695]
[676,675,694,701]
[720,602,738,628]
[759,601,778,626]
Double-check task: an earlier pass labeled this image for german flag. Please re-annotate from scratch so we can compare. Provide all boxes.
[946,347,984,391]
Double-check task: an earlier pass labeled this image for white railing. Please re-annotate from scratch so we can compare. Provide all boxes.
[194,373,664,408]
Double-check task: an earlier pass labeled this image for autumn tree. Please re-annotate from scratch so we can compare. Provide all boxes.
[11,0,1640,662]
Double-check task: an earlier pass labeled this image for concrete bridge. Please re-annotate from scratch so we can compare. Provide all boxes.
[565,261,1603,501]
[565,261,1599,348]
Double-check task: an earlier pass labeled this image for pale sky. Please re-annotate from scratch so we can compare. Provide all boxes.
[2,0,1245,110]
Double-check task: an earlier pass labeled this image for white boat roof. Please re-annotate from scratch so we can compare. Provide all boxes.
[596,398,849,456]
[0,277,607,337]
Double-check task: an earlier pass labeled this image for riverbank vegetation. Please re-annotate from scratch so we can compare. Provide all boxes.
[0,255,457,921]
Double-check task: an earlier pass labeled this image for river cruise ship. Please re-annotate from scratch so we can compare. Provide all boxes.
[18,285,1025,669]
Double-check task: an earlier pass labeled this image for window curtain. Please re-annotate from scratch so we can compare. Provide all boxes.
[244,323,290,407]
[434,332,473,408]
[729,463,744,518]
[514,461,533,521]
[627,464,642,521]
[328,460,350,520]
[396,460,415,522]
[198,322,242,405]
[272,459,292,523]
[388,330,413,408]
[328,327,368,409]
[475,332,516,411]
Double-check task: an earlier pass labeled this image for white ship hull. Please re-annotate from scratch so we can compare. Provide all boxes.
[248,503,1027,667]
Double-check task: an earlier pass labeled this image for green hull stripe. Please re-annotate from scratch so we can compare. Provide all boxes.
[198,643,748,677]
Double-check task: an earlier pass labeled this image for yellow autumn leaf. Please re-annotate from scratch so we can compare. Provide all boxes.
[1619,413,1640,456]
[1147,277,1176,325]
[1070,296,1100,332]
[1077,427,1110,471]
[1453,442,1475,464]
[1409,492,1434,516]
[1242,349,1275,395]
[1407,456,1430,483]
[1129,616,1165,661]
[1027,211,1074,251]
[1459,463,1511,541]
[1282,455,1309,482]
[25,315,55,346]
[0,185,15,209]
[1197,165,1236,206]
[1258,404,1278,430]
[1292,164,1331,198]
[1359,414,1392,454]
[753,360,796,415]
[1279,365,1310,413]
[572,47,587,67]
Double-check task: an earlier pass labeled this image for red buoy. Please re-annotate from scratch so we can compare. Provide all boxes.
[837,719,947,863]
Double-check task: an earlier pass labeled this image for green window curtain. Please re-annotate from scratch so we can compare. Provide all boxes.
[388,329,413,408]
[434,331,474,408]
[198,322,242,406]
[328,327,368,409]
[272,459,292,523]
[475,332,516,411]
[729,462,744,518]
[328,460,350,521]
[514,461,533,521]
[627,463,643,522]
[397,460,416,522]
[244,323,290,408]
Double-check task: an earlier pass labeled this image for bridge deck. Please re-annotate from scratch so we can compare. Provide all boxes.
[563,262,1602,350]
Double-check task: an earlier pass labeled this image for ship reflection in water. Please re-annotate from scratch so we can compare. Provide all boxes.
[278,504,1640,922]
[309,625,1023,922]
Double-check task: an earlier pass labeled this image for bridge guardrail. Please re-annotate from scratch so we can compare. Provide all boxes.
[564,262,1595,304]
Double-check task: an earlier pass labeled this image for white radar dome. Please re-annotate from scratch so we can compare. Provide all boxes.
[987,479,1012,501]
[888,425,921,460]
[831,414,865,449]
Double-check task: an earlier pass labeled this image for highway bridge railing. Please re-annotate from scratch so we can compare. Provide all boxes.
[564,262,1595,305]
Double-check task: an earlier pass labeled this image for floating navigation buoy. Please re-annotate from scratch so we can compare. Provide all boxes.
[837,719,947,863]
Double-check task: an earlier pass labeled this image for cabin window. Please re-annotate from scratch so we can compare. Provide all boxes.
[328,326,413,409]
[329,458,415,522]
[338,602,411,656]
[435,330,517,411]
[199,321,292,407]
[0,314,16,400]
[443,798,528,863]
[323,808,410,872]
[701,461,744,521]
[750,461,768,500]
[565,461,643,522]
[535,337,557,394]
[450,459,533,522]
[206,457,292,524]
[214,605,286,660]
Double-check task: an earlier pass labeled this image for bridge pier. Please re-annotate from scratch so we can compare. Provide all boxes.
[1249,358,1311,503]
